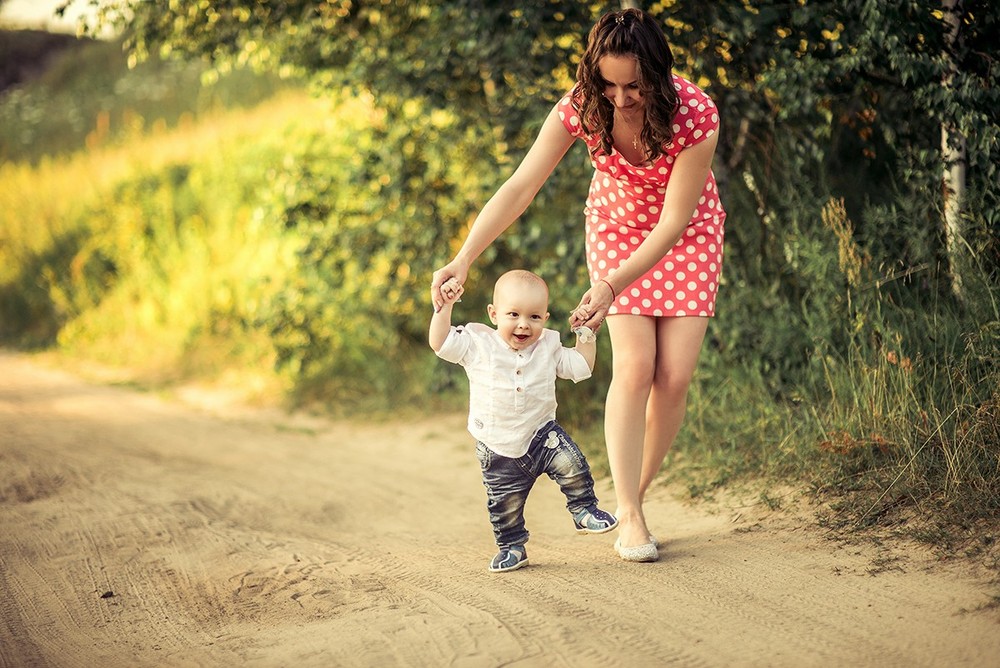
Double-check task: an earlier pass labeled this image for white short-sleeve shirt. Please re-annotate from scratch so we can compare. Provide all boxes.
[436,323,592,457]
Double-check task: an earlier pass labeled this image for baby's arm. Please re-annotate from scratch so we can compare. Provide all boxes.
[428,278,464,352]
[573,326,597,371]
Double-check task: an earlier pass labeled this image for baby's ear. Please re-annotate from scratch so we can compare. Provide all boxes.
[487,304,498,324]
[543,311,551,323]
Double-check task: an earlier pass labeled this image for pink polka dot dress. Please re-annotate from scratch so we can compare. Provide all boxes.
[557,74,726,318]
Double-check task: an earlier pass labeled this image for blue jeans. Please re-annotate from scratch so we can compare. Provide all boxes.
[476,420,600,549]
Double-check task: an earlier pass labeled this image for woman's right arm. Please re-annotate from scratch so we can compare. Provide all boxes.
[431,102,576,311]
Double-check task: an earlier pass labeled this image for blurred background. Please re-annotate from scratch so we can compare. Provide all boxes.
[0,0,94,32]
[0,1,996,559]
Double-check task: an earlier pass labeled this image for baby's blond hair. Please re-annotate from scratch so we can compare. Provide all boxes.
[493,269,549,303]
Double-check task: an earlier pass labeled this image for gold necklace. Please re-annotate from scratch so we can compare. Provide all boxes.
[615,110,642,151]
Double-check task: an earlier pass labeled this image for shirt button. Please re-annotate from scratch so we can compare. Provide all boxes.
[516,387,523,392]
[516,370,522,375]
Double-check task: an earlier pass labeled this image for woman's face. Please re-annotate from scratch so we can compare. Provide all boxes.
[598,54,643,113]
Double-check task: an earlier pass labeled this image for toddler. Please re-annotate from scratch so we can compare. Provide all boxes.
[429,269,617,572]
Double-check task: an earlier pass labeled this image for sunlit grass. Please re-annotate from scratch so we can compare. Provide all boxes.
[1,90,370,404]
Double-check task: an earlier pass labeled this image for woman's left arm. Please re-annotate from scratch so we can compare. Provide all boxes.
[571,131,720,328]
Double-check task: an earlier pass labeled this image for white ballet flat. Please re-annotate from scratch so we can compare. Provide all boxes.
[614,537,659,562]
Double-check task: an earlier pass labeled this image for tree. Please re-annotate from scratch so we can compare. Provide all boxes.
[940,0,968,300]
[660,0,998,296]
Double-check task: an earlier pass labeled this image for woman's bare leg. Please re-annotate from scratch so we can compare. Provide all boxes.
[604,315,657,548]
[638,317,709,504]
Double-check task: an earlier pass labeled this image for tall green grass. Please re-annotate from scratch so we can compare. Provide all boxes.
[661,197,999,563]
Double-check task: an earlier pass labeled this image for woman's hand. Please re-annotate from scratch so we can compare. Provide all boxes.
[431,261,470,312]
[569,280,616,331]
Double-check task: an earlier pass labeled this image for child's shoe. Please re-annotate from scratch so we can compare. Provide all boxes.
[573,506,618,534]
[489,545,528,572]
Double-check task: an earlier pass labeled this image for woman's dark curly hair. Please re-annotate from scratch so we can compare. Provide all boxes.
[575,8,680,163]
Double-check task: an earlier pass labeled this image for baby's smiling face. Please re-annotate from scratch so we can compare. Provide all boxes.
[488,281,549,351]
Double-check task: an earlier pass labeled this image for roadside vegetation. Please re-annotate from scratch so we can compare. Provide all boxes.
[0,3,997,573]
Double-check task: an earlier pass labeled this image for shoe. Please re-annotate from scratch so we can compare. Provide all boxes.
[614,537,658,562]
[573,506,618,534]
[489,545,528,572]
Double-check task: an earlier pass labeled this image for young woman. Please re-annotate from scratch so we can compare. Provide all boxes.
[432,8,725,562]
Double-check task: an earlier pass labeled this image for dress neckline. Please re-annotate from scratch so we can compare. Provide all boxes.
[611,145,661,169]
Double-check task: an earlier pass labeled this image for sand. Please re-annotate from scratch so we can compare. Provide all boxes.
[1,350,998,667]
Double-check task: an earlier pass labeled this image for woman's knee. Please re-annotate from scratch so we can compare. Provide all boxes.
[611,354,656,391]
[651,366,694,403]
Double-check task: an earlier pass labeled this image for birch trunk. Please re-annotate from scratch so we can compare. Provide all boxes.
[941,0,966,301]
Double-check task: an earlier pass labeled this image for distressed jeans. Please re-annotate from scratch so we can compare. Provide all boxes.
[476,420,600,549]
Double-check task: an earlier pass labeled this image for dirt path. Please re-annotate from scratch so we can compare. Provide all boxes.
[1,351,997,667]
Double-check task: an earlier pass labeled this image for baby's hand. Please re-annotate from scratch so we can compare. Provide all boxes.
[439,277,464,306]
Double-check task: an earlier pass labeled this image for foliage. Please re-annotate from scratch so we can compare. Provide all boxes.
[0,94,316,398]
[0,29,293,163]
[256,96,487,403]
[665,0,999,301]
[89,1,597,142]
[78,0,1000,191]
[0,28,88,91]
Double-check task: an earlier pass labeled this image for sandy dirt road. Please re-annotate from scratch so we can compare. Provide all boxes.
[1,351,998,667]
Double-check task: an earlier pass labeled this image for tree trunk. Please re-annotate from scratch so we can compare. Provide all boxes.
[941,0,966,302]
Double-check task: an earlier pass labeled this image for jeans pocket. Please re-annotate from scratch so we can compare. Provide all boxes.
[475,442,492,470]
[553,428,587,472]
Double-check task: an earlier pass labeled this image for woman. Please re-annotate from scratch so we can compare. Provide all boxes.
[431,8,725,562]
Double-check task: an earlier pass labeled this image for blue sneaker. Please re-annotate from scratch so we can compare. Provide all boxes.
[573,506,618,534]
[489,545,528,572]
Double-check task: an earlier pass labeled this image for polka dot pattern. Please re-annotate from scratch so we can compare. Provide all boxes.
[558,74,726,318]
